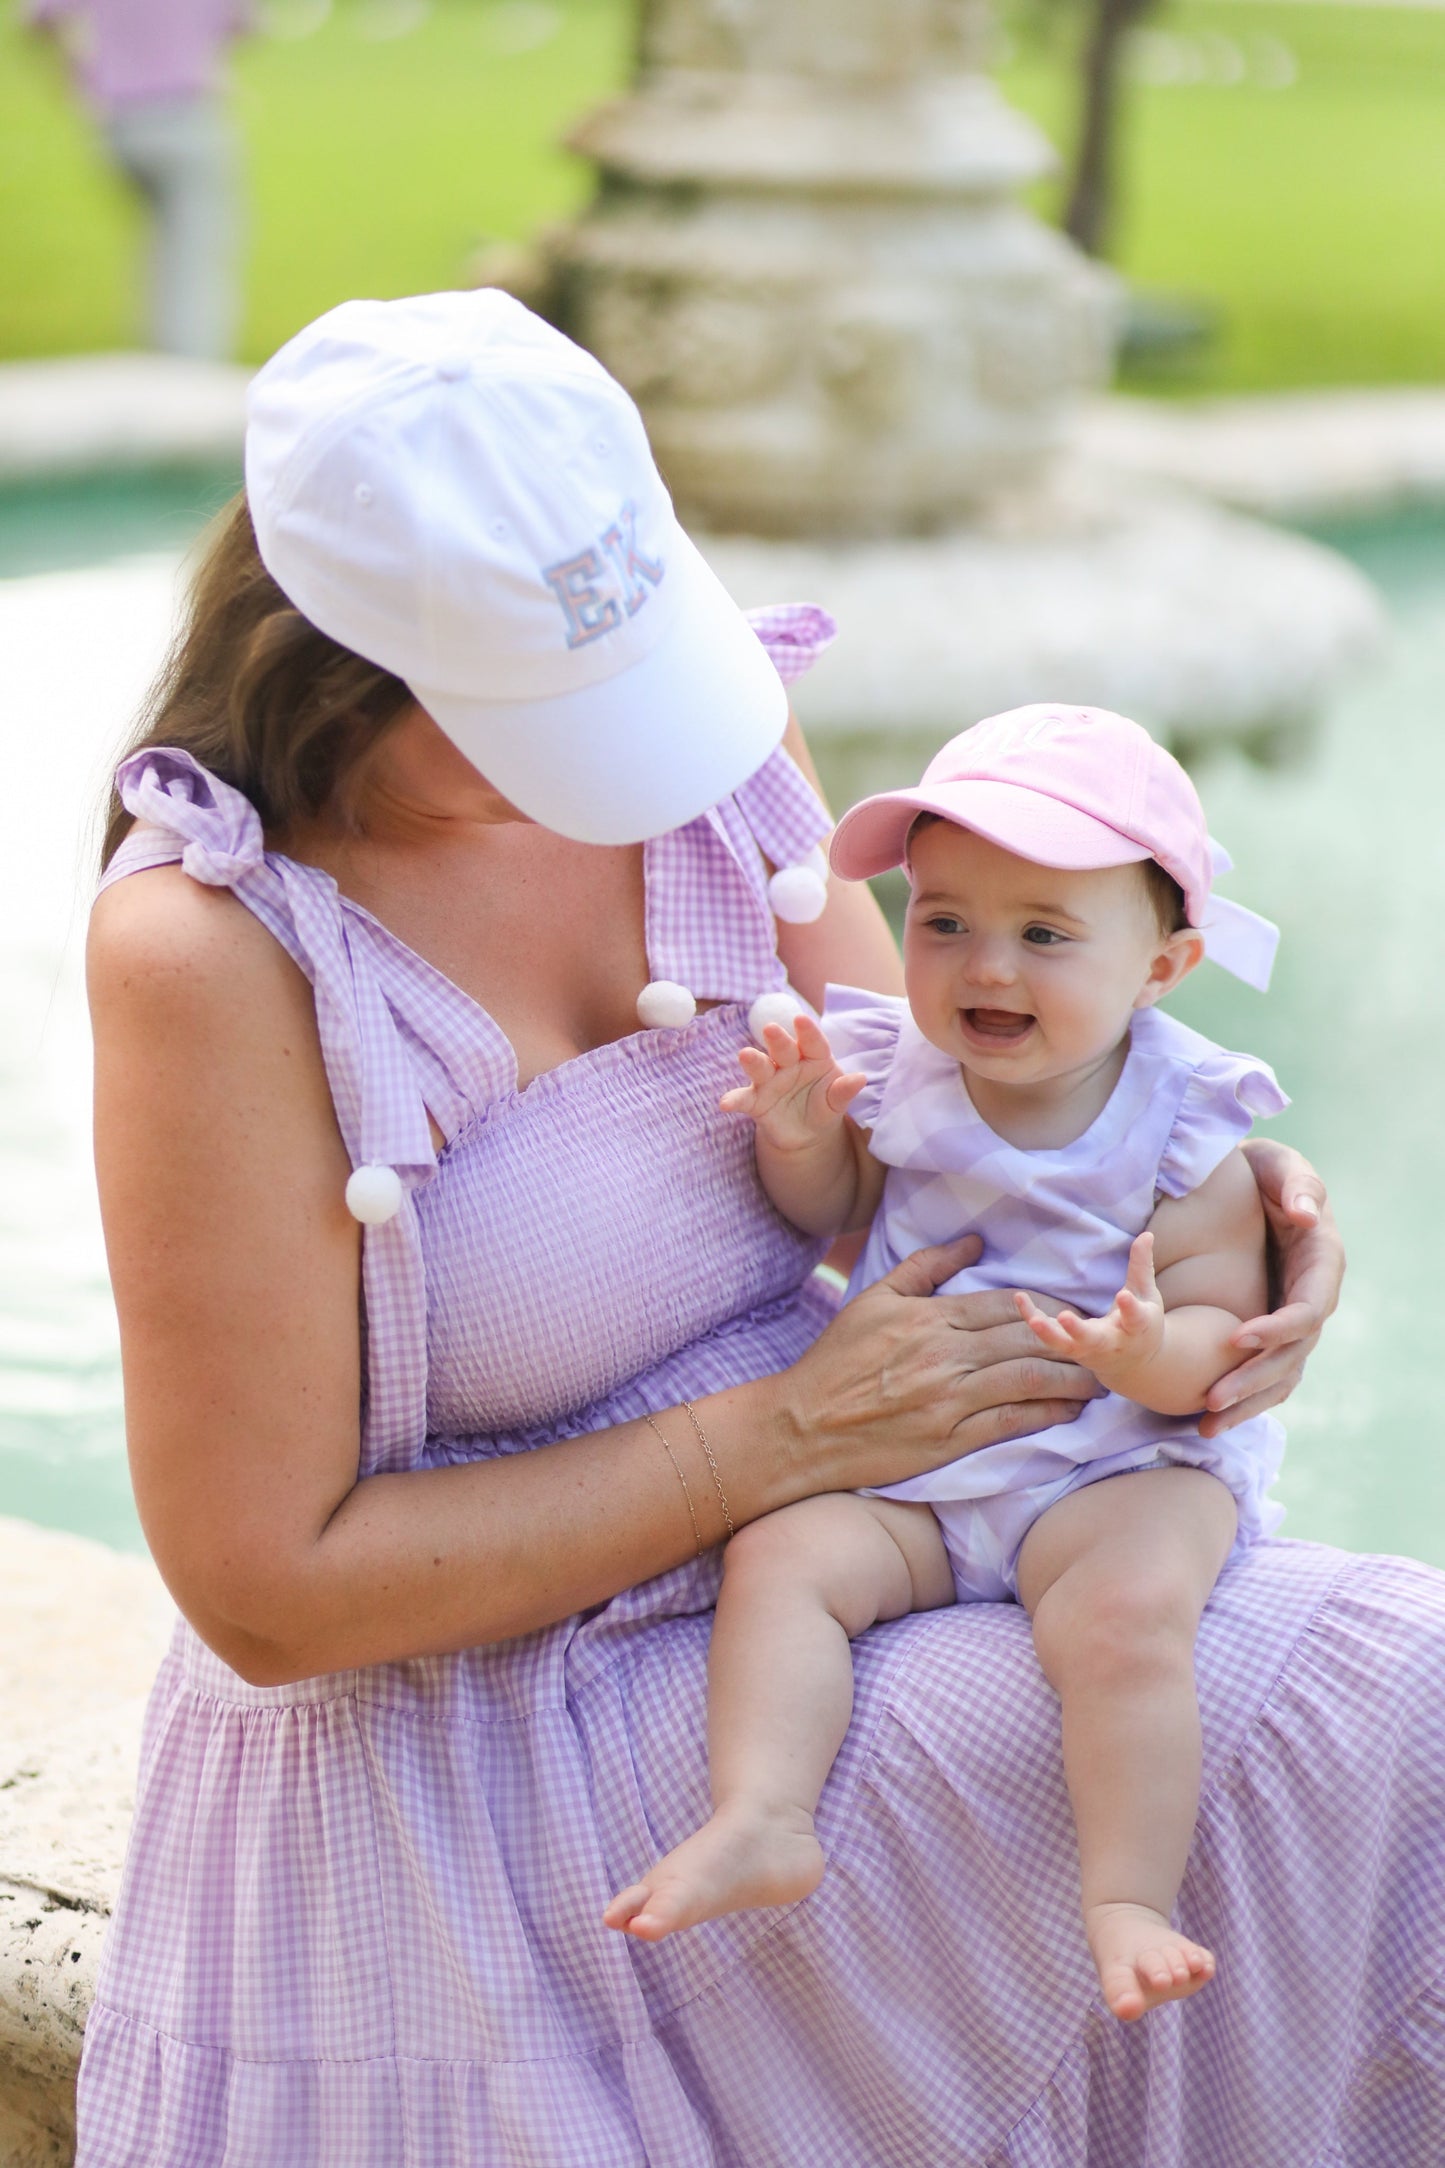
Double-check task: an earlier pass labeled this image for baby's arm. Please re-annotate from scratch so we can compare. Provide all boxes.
[1016,1149,1268,1417]
[721,1015,886,1238]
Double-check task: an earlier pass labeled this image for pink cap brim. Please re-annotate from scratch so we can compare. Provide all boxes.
[829,778,1154,882]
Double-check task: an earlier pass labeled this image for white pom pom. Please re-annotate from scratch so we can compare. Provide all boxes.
[804,842,830,883]
[345,1164,404,1225]
[768,864,828,925]
[636,979,697,1030]
[748,990,805,1044]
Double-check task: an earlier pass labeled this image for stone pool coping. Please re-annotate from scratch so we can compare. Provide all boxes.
[0,1522,171,2167]
[1076,388,1445,525]
[0,356,249,487]
[4,351,1445,522]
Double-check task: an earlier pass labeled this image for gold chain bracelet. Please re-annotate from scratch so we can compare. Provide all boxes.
[645,1414,703,1558]
[682,1400,734,1541]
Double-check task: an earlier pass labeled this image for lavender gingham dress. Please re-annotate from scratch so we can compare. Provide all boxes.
[79,624,1445,2166]
[826,990,1289,1602]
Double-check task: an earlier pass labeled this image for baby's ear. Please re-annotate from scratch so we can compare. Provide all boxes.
[1134,928,1206,1010]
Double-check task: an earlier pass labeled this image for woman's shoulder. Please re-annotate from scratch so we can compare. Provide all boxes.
[88,861,347,1222]
[88,862,317,1048]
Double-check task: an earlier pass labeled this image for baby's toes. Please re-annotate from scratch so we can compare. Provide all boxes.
[1099,1963,1147,2022]
[602,1882,651,1932]
[1137,1943,1187,1993]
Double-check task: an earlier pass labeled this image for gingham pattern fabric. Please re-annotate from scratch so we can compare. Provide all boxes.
[79,619,1445,2161]
[826,988,1289,1599]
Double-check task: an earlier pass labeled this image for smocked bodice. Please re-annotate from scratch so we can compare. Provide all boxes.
[417,1003,820,1440]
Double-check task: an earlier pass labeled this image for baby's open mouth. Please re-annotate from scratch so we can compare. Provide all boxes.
[963,1008,1035,1044]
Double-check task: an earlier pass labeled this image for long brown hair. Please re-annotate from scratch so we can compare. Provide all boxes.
[100,495,414,870]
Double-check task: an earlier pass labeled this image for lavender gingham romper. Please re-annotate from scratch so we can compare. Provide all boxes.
[825,990,1289,1602]
[78,623,1445,2165]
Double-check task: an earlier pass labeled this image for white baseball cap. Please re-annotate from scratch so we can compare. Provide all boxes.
[244,289,788,844]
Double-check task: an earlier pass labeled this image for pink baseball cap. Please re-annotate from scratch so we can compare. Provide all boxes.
[829,704,1279,990]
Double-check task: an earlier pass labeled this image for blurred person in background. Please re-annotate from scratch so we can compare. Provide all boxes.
[27,0,249,361]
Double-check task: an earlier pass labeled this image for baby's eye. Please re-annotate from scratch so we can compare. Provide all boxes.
[1023,925,1067,946]
[925,915,964,936]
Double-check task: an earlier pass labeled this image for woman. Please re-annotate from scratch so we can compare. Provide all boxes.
[79,292,1439,2167]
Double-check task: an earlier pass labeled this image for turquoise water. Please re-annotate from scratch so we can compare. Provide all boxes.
[0,480,1441,1561]
[0,464,242,581]
[1163,508,1445,1561]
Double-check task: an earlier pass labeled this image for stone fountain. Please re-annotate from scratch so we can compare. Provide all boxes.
[521,0,1380,802]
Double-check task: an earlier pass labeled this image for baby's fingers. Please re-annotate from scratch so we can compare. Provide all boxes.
[792,1012,837,1066]
[761,1021,805,1071]
[1123,1232,1159,1304]
[824,1070,868,1116]
[1014,1291,1077,1353]
[1113,1288,1155,1336]
[719,1084,759,1115]
[735,1044,778,1087]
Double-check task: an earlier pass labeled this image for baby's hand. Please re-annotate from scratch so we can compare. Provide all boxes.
[720,1015,867,1153]
[1014,1234,1166,1389]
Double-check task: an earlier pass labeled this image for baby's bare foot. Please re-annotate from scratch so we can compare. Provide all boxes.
[1085,1901,1216,2022]
[603,1803,824,1943]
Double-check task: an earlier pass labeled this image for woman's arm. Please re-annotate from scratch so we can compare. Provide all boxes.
[90,869,1096,1688]
[1202,1137,1343,1435]
[773,713,905,1006]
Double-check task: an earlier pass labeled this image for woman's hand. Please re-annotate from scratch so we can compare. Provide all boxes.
[1200,1138,1343,1436]
[773,1235,1105,1498]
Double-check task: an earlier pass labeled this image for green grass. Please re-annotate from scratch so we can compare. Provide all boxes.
[998,0,1445,391]
[2,0,632,364]
[3,0,1443,390]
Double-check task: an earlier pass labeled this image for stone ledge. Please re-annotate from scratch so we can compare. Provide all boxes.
[0,354,1443,529]
[1077,388,1445,525]
[0,1882,108,2168]
[0,355,250,485]
[0,1521,172,2168]
[702,470,1385,801]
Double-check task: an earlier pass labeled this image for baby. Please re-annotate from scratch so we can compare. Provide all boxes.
[606,705,1288,2023]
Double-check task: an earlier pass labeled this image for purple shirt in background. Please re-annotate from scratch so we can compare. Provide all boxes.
[28,0,248,115]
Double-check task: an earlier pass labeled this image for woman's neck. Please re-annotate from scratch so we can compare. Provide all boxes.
[276,738,654,1090]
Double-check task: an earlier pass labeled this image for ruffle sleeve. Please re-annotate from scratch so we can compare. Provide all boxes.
[1156,1045,1290,1200]
[821,983,907,1130]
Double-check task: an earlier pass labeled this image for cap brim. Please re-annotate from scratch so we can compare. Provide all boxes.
[830,778,1153,881]
[417,527,788,844]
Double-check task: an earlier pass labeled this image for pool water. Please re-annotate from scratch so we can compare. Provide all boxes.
[1,481,1441,1561]
[0,463,242,582]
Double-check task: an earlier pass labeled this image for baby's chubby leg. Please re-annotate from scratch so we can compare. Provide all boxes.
[1016,1467,1238,2022]
[604,1494,953,1942]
